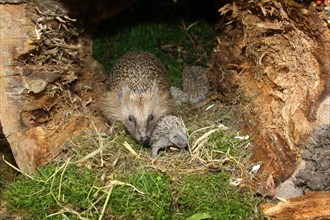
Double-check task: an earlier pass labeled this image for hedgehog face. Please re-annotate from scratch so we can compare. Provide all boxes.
[169,128,189,149]
[100,80,175,146]
[119,82,174,146]
[123,112,155,146]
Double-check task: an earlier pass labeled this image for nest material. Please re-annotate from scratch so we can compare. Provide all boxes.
[57,100,251,178]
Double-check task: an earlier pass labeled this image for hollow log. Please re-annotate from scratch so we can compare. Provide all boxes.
[0,1,329,219]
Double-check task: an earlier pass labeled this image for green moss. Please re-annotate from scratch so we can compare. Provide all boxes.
[2,165,96,219]
[173,172,260,219]
[105,170,260,219]
[107,170,172,219]
[206,131,249,155]
[2,165,262,219]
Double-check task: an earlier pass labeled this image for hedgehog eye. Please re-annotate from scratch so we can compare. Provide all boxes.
[128,115,134,122]
[148,114,154,121]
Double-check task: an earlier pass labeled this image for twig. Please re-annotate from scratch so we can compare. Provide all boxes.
[191,128,219,153]
[2,155,65,183]
[123,141,138,156]
[98,185,113,220]
[47,207,88,220]
[58,158,71,201]
[2,155,37,181]
[91,120,105,167]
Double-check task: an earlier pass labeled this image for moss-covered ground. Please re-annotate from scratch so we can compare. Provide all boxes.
[1,100,263,219]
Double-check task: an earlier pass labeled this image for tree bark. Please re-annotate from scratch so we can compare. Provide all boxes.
[0,1,108,173]
[261,192,330,219]
[213,0,330,180]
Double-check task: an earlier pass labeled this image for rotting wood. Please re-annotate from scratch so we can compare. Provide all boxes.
[0,1,108,173]
[261,192,330,219]
[0,3,31,171]
[213,0,330,180]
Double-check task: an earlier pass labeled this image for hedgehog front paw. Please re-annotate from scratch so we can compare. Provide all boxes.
[151,147,160,159]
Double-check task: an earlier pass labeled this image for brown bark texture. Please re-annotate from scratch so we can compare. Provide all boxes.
[261,192,330,219]
[0,1,110,173]
[212,0,330,180]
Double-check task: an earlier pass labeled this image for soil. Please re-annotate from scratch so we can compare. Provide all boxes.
[294,125,330,192]
[275,125,330,199]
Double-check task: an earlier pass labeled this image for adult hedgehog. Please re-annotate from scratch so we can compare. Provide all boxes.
[100,51,175,145]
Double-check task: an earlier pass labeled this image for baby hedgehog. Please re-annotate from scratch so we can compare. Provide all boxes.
[150,115,189,159]
[170,66,210,106]
[182,66,210,103]
[99,51,175,145]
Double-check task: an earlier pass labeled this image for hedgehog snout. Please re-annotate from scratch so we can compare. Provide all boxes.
[140,136,149,146]
[137,123,152,146]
